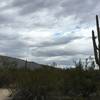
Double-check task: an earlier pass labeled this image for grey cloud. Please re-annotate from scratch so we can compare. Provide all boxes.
[0,0,97,66]
[58,0,100,23]
[5,0,99,30]
[61,0,97,14]
[31,47,93,57]
[30,36,83,48]
[0,33,20,40]
[0,14,15,24]
[12,0,60,15]
[7,0,100,34]
[0,32,29,58]
[11,0,100,21]
[32,49,78,57]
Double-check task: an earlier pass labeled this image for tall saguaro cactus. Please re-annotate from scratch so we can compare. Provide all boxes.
[92,15,100,69]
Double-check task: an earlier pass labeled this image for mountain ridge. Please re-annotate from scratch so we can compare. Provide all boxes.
[0,55,42,69]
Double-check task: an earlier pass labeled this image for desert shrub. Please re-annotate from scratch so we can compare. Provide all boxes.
[0,63,99,99]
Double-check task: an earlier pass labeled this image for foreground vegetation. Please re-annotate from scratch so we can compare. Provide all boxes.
[0,60,99,100]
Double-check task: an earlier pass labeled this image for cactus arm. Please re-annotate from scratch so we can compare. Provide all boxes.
[96,15,100,62]
[96,15,100,38]
[92,30,99,65]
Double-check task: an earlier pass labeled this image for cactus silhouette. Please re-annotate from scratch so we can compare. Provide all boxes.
[92,15,100,69]
[25,59,27,69]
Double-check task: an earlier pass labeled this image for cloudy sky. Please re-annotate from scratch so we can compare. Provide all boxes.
[0,0,99,67]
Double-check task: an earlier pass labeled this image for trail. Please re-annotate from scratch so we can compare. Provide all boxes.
[0,89,11,100]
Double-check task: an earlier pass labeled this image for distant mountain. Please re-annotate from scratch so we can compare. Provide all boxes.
[0,55,42,69]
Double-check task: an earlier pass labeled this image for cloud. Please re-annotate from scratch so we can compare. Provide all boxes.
[31,37,93,57]
[29,35,83,48]
[12,0,61,15]
[0,0,98,66]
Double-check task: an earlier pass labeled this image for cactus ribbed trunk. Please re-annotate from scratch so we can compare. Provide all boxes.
[92,15,100,69]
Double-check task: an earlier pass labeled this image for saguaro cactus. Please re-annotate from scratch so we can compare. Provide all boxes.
[92,15,100,69]
[25,59,27,69]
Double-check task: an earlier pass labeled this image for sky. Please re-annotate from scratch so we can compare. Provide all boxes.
[0,0,99,67]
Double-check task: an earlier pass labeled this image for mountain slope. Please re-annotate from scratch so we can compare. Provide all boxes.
[0,55,42,69]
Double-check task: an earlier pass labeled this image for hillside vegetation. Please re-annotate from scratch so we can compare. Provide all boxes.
[0,60,100,100]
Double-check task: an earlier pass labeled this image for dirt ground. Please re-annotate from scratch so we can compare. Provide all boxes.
[0,89,11,100]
